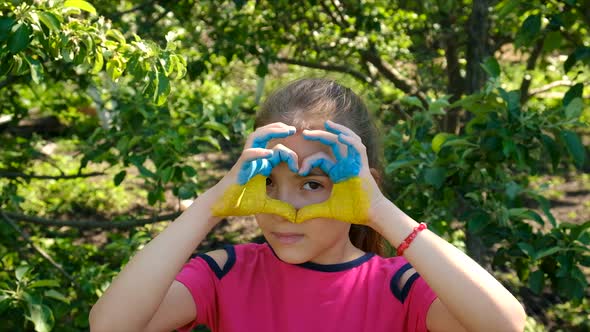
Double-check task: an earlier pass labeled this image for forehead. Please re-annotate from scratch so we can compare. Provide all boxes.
[267,132,334,160]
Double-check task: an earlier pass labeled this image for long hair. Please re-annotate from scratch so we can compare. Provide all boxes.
[255,78,386,256]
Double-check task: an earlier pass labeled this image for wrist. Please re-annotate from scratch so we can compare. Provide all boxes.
[368,198,418,247]
[189,189,223,228]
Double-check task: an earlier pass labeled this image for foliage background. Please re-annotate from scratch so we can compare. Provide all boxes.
[0,0,589,331]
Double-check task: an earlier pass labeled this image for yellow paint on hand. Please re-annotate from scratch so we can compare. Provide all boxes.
[212,175,370,224]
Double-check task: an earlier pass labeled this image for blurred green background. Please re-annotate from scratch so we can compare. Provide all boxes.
[0,0,589,331]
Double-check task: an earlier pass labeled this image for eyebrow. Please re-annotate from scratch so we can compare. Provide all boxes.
[298,168,328,177]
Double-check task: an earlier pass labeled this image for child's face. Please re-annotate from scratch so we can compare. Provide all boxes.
[255,129,357,265]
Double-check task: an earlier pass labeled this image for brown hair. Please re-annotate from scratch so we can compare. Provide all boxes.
[255,78,386,256]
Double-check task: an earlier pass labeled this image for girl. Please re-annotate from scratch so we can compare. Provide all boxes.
[89,79,526,332]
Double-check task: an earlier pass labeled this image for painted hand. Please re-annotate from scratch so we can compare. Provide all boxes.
[212,123,299,221]
[295,120,380,224]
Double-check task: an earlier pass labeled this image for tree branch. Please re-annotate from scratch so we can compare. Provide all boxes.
[360,46,427,105]
[0,171,104,180]
[106,0,159,20]
[1,210,181,229]
[1,211,78,286]
[275,57,373,85]
[520,35,546,103]
[528,80,576,97]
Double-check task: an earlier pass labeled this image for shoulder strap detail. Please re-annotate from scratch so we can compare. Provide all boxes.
[196,244,237,280]
[390,262,420,303]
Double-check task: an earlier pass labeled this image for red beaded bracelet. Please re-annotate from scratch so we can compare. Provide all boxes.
[396,223,427,256]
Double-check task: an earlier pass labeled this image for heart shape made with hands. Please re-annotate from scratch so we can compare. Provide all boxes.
[211,174,370,224]
[211,121,371,224]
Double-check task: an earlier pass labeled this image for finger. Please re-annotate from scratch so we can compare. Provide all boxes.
[337,134,363,165]
[240,148,274,163]
[238,158,274,185]
[236,148,274,185]
[325,120,362,141]
[250,127,296,149]
[298,151,335,176]
[247,123,297,149]
[268,144,299,173]
[302,129,345,161]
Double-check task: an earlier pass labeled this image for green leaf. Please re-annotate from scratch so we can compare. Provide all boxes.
[63,0,96,14]
[154,71,170,106]
[497,0,519,18]
[481,57,500,78]
[8,22,32,54]
[564,47,590,72]
[113,171,126,186]
[400,96,424,110]
[516,14,541,47]
[543,30,562,52]
[385,159,420,174]
[194,136,220,150]
[106,57,124,81]
[28,279,59,289]
[540,134,560,171]
[25,55,43,84]
[106,29,127,45]
[178,184,195,199]
[0,17,15,42]
[16,266,31,282]
[26,303,54,332]
[528,270,544,294]
[560,130,586,169]
[498,88,520,112]
[534,247,561,260]
[92,50,104,74]
[537,196,557,228]
[428,97,450,115]
[467,210,490,234]
[563,83,583,107]
[159,167,174,183]
[517,242,535,257]
[432,133,453,153]
[564,97,583,120]
[37,12,60,32]
[203,121,230,140]
[505,181,521,200]
[182,166,197,177]
[44,289,70,304]
[424,167,446,189]
[523,210,545,227]
[508,208,529,219]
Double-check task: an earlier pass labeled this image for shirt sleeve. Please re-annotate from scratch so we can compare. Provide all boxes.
[174,255,219,331]
[403,274,438,332]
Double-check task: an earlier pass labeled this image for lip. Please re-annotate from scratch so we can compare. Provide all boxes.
[272,232,304,244]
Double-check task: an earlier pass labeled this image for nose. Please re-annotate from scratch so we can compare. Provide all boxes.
[273,186,306,210]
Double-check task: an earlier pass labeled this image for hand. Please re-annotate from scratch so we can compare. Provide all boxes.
[210,122,299,221]
[297,120,387,225]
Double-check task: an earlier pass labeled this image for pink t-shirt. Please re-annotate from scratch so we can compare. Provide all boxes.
[175,243,437,332]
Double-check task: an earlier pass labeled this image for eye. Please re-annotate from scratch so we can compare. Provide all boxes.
[266,177,273,186]
[302,181,323,191]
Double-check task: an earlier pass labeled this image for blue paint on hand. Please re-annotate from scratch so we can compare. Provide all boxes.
[251,129,296,149]
[237,129,298,185]
[300,122,362,183]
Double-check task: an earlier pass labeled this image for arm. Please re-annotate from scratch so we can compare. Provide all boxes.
[370,199,527,332]
[89,189,222,332]
[303,121,526,332]
[89,122,296,332]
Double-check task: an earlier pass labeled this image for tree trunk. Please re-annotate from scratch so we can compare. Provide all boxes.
[465,0,492,267]
[465,0,490,95]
